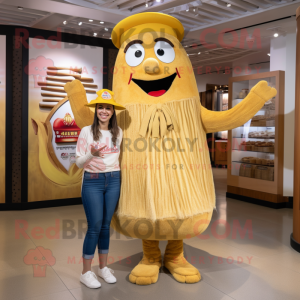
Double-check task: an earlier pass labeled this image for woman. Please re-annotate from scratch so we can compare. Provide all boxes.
[75,89,126,289]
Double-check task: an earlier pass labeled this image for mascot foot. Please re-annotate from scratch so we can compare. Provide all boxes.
[164,240,201,283]
[129,240,162,285]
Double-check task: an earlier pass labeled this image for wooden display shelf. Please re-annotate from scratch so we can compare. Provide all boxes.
[233,161,274,167]
[233,137,275,139]
[240,124,275,127]
[233,149,274,153]
[250,125,275,127]
[227,71,285,205]
[227,186,288,207]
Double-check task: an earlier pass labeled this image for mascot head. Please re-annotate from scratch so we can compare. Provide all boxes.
[111,12,199,105]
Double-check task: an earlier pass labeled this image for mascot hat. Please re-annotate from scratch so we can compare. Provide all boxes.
[111,12,185,49]
[85,89,126,110]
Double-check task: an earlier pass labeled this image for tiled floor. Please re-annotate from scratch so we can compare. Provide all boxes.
[1,168,298,300]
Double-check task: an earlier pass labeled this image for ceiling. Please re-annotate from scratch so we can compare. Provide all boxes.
[0,0,299,68]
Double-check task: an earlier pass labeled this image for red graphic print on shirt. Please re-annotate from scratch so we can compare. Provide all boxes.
[90,138,120,154]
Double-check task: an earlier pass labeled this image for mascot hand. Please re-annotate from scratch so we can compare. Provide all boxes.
[64,79,86,98]
[250,80,277,102]
[64,79,94,129]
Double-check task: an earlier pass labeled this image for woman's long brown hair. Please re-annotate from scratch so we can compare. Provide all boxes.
[91,104,120,146]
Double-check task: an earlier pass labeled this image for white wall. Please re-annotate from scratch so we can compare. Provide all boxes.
[195,72,231,92]
[270,32,296,197]
[284,33,296,197]
[195,54,270,93]
[247,62,270,75]
[232,52,270,77]
[270,35,287,71]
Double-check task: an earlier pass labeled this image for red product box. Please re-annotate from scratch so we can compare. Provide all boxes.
[53,113,81,143]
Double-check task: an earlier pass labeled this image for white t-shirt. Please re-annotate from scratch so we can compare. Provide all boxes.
[76,125,123,173]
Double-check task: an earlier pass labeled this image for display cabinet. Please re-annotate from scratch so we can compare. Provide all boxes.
[215,140,228,166]
[227,71,287,206]
[214,92,228,166]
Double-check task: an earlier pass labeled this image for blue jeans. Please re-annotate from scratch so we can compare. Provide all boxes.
[81,171,120,259]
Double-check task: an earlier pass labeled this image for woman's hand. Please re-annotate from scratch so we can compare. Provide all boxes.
[91,145,106,158]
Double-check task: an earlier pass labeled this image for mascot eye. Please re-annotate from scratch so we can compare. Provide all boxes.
[154,41,175,64]
[125,43,145,67]
[135,50,142,57]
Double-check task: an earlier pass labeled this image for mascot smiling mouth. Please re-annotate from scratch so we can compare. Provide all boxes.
[131,72,177,97]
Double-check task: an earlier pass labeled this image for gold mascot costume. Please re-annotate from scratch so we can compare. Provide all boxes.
[64,13,277,285]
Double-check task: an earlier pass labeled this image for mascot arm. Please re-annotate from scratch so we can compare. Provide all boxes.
[200,80,277,134]
[64,79,94,129]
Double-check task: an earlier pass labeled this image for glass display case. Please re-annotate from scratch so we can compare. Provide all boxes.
[227,71,286,206]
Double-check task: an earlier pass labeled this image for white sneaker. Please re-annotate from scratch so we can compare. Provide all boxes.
[98,267,117,283]
[80,271,101,288]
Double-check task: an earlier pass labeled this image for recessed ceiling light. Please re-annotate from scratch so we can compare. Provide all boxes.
[89,19,93,22]
[63,20,67,25]
[156,0,161,2]
[78,22,82,26]
[274,33,279,37]
[198,52,201,54]
[145,2,148,7]
[105,28,108,31]
[17,6,23,10]
[100,21,104,24]
[94,33,97,36]
[227,3,231,7]
[187,54,189,56]
[268,53,271,56]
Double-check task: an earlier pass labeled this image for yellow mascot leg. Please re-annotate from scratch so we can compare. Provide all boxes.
[164,240,200,283]
[129,240,162,285]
